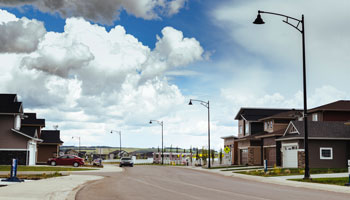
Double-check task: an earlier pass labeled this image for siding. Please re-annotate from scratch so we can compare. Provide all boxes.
[0,115,28,149]
[309,140,348,168]
[37,145,58,163]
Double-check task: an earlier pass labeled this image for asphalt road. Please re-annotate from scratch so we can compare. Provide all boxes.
[76,166,350,200]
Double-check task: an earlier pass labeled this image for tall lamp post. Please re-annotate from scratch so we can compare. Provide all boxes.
[253,10,310,179]
[111,130,122,158]
[188,99,211,168]
[149,120,164,165]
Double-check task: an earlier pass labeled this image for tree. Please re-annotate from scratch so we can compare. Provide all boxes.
[211,150,215,165]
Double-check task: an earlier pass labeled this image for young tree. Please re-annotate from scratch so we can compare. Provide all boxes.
[211,150,215,165]
[219,148,223,165]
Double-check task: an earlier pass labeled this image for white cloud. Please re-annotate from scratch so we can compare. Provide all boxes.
[0,0,188,24]
[0,10,46,53]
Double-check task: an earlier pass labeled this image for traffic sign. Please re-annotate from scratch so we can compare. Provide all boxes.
[224,147,231,154]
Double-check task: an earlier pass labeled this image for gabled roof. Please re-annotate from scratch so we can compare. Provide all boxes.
[259,109,303,121]
[277,121,350,141]
[234,108,293,121]
[40,130,63,144]
[0,94,23,114]
[20,126,38,138]
[11,128,43,142]
[22,113,45,127]
[308,100,350,113]
[255,129,285,139]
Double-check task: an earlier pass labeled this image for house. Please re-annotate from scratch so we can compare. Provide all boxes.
[65,149,79,156]
[256,109,302,166]
[276,121,350,168]
[308,100,350,122]
[37,130,63,164]
[220,135,238,165]
[108,150,129,159]
[234,108,293,166]
[0,94,42,165]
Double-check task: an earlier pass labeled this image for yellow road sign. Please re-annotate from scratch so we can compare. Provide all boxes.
[224,147,231,154]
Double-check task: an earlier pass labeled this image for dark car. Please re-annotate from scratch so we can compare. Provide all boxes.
[48,155,84,167]
[120,157,134,167]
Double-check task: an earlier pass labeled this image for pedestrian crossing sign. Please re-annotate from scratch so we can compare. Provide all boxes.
[224,147,230,154]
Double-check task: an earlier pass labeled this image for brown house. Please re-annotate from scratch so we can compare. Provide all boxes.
[308,100,350,122]
[256,109,302,167]
[234,108,292,166]
[0,94,42,165]
[37,130,63,164]
[276,121,350,168]
[221,135,238,165]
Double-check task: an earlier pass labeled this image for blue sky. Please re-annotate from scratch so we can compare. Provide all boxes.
[1,0,350,149]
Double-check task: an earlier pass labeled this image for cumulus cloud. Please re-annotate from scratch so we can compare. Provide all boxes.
[0,10,46,53]
[0,0,188,24]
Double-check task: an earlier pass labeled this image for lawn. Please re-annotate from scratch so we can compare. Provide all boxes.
[236,168,348,177]
[290,177,350,186]
[0,165,97,171]
[208,165,246,170]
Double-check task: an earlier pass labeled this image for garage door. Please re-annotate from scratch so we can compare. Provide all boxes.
[282,145,298,168]
[241,149,248,165]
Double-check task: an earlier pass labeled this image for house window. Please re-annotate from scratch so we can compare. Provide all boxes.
[290,126,298,134]
[269,121,273,128]
[245,123,250,135]
[312,113,318,121]
[320,148,333,160]
[239,126,243,134]
[264,122,268,130]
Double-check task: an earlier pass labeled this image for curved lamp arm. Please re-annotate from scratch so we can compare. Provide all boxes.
[255,10,303,33]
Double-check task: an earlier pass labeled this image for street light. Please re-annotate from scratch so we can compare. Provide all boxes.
[188,99,211,168]
[149,120,164,165]
[253,10,310,179]
[111,130,122,158]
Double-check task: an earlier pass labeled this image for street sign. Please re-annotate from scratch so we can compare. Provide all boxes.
[224,147,231,154]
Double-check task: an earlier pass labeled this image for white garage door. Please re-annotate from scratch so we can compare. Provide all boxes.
[282,145,298,168]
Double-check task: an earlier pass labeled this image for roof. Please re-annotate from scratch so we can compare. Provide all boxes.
[11,128,42,142]
[0,94,23,114]
[21,113,45,127]
[255,129,285,139]
[308,100,350,113]
[20,126,38,138]
[259,109,303,121]
[220,135,238,139]
[40,130,63,144]
[234,108,293,121]
[277,121,350,140]
[236,132,266,141]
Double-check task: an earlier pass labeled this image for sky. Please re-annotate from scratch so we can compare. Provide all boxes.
[1,0,350,150]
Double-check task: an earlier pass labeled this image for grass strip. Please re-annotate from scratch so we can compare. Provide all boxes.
[235,168,348,177]
[0,172,64,180]
[289,177,349,186]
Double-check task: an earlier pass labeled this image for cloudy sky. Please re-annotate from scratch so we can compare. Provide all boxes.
[1,0,349,150]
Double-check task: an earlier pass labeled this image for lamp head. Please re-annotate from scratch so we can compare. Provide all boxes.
[110,131,112,133]
[149,120,152,124]
[188,100,193,105]
[253,13,265,24]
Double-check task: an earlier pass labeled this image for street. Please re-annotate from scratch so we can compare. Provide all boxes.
[76,166,350,200]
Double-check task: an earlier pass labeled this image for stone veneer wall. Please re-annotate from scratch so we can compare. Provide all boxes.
[298,151,305,168]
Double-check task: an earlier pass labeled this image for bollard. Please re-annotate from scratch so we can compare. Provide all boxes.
[1,158,23,182]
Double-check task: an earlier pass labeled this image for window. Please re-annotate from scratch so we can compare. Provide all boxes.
[264,122,268,130]
[320,148,333,160]
[290,126,298,134]
[269,121,273,128]
[245,123,250,135]
[312,113,318,121]
[239,126,243,134]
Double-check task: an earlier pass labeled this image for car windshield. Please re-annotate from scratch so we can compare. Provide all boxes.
[121,158,131,160]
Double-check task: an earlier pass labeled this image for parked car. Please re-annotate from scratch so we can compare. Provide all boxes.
[120,157,134,167]
[48,155,84,167]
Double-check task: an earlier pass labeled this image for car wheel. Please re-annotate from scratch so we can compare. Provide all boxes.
[51,161,56,166]
[73,162,79,167]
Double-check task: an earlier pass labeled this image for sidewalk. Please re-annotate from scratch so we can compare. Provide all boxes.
[0,164,122,200]
[184,166,350,194]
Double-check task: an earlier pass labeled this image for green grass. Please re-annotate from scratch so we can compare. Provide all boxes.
[290,177,350,186]
[236,168,348,177]
[222,167,264,172]
[0,165,97,171]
